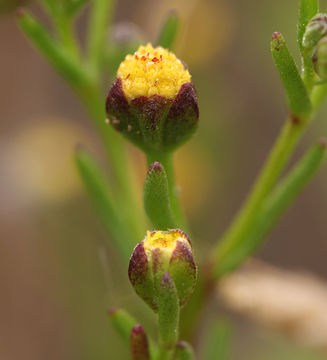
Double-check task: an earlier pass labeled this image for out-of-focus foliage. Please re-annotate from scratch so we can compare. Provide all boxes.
[0,0,28,13]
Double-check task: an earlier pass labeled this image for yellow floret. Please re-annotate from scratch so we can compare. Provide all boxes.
[143,230,188,254]
[117,43,191,101]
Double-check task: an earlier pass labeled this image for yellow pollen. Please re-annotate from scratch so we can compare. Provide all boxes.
[143,230,185,252]
[117,43,191,101]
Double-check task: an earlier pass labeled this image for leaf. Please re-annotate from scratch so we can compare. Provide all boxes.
[217,139,327,276]
[108,308,137,344]
[75,146,133,264]
[203,321,231,360]
[17,10,91,88]
[156,11,180,49]
[158,272,180,350]
[130,325,150,360]
[175,341,196,360]
[143,162,177,229]
[271,32,312,119]
[66,0,90,17]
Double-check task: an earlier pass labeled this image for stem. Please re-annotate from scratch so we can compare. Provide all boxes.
[311,83,327,110]
[39,0,80,57]
[211,116,306,278]
[78,86,145,240]
[302,53,316,91]
[179,263,214,340]
[55,15,80,57]
[158,273,179,360]
[157,347,174,360]
[146,152,187,231]
[18,8,144,241]
[87,0,115,77]
[75,146,134,264]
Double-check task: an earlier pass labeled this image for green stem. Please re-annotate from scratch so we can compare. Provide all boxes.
[302,53,316,91]
[87,0,115,78]
[18,9,144,241]
[39,0,80,57]
[55,15,80,57]
[146,152,187,231]
[179,263,214,340]
[311,83,327,110]
[211,116,306,278]
[75,147,134,264]
[78,86,145,240]
[157,273,179,360]
[157,348,174,360]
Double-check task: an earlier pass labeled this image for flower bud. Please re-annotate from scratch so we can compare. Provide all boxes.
[106,43,199,154]
[130,324,150,360]
[302,14,327,50]
[313,37,327,80]
[128,229,197,312]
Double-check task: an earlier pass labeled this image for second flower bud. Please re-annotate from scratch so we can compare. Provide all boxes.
[128,229,197,312]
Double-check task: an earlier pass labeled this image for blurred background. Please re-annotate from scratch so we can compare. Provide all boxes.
[1,0,327,359]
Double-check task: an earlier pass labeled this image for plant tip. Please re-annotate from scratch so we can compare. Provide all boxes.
[318,137,327,148]
[272,31,281,40]
[149,161,164,172]
[16,7,25,17]
[177,341,187,348]
[107,307,117,316]
[131,324,144,334]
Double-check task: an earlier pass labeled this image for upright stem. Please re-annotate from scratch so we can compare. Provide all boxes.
[146,152,187,231]
[157,347,174,360]
[78,85,145,240]
[55,15,80,58]
[87,0,115,78]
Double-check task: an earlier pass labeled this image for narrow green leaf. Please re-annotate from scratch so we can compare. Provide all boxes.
[109,309,157,358]
[66,0,89,17]
[298,0,319,53]
[108,308,137,344]
[251,138,326,246]
[143,162,177,229]
[75,146,133,264]
[175,341,196,360]
[156,11,180,49]
[38,0,59,15]
[130,324,150,360]
[203,321,231,360]
[217,139,327,276]
[158,273,179,352]
[271,32,312,118]
[17,10,91,88]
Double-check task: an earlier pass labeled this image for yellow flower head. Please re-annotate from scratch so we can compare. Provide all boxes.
[143,229,191,255]
[117,43,191,101]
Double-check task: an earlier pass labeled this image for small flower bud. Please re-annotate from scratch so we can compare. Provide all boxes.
[106,43,199,154]
[302,14,327,50]
[128,229,197,312]
[313,37,327,80]
[130,324,150,360]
